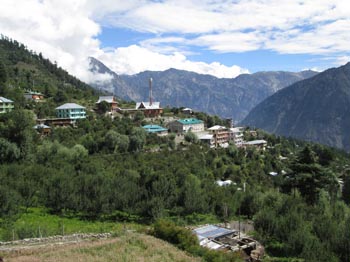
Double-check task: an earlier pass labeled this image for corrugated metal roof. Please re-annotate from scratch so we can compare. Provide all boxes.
[55,103,85,110]
[178,118,203,125]
[194,225,234,239]
[0,97,14,103]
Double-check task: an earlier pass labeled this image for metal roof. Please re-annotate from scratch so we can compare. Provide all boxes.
[199,134,213,140]
[178,118,203,125]
[208,125,226,131]
[142,125,168,133]
[24,91,44,95]
[55,103,85,110]
[194,225,235,239]
[33,124,51,129]
[0,97,13,103]
[96,96,115,103]
[135,102,161,109]
[245,140,267,145]
[216,180,233,186]
[230,127,244,133]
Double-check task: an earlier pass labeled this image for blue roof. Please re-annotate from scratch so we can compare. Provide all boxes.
[142,125,168,133]
[178,118,203,125]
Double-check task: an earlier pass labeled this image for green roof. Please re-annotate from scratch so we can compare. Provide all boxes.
[142,125,168,133]
[178,118,203,125]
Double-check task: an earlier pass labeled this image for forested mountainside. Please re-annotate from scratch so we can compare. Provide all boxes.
[0,35,98,113]
[242,62,350,151]
[90,57,317,122]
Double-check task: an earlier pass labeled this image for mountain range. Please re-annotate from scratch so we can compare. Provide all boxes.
[242,62,350,151]
[89,57,317,122]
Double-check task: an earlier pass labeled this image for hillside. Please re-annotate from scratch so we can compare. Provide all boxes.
[242,62,350,151]
[0,36,98,107]
[90,57,317,121]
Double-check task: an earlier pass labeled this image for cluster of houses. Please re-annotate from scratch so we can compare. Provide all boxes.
[1,90,45,114]
[140,116,266,150]
[0,81,266,150]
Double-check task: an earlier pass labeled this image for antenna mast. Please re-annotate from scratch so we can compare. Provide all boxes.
[149,77,153,105]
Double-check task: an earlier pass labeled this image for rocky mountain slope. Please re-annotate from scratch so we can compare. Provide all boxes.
[242,62,350,151]
[90,57,317,121]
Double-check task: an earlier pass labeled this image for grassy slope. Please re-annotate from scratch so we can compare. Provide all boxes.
[0,208,144,241]
[2,233,202,262]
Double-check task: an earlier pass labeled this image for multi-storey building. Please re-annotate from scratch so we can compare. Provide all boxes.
[168,118,204,133]
[0,97,14,113]
[55,103,86,119]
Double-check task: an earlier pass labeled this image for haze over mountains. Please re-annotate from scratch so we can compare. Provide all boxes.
[242,62,350,151]
[90,57,317,122]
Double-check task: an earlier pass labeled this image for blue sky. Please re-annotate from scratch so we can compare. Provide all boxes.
[1,0,349,81]
[98,26,336,73]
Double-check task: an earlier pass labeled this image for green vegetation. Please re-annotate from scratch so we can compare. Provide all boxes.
[0,207,143,240]
[0,36,350,262]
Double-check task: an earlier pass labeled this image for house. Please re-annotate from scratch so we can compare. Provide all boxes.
[230,127,245,146]
[37,118,76,127]
[135,102,163,117]
[168,118,204,133]
[182,108,193,115]
[193,224,263,260]
[134,78,163,117]
[33,124,51,136]
[208,125,231,147]
[142,124,168,136]
[216,180,234,186]
[244,140,267,150]
[55,103,86,119]
[198,133,215,148]
[96,96,119,112]
[24,91,44,101]
[193,225,236,250]
[0,97,14,113]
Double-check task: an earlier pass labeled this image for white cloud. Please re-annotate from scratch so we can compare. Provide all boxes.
[97,0,350,60]
[0,0,349,84]
[96,45,249,78]
[0,0,105,82]
[192,32,264,53]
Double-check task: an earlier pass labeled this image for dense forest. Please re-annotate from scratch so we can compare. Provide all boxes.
[1,36,350,262]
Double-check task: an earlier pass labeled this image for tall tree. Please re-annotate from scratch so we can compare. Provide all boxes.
[0,61,7,94]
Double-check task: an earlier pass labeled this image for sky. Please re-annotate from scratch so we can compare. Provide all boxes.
[0,0,350,83]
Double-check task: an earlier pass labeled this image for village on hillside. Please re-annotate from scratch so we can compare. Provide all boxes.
[0,78,267,153]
